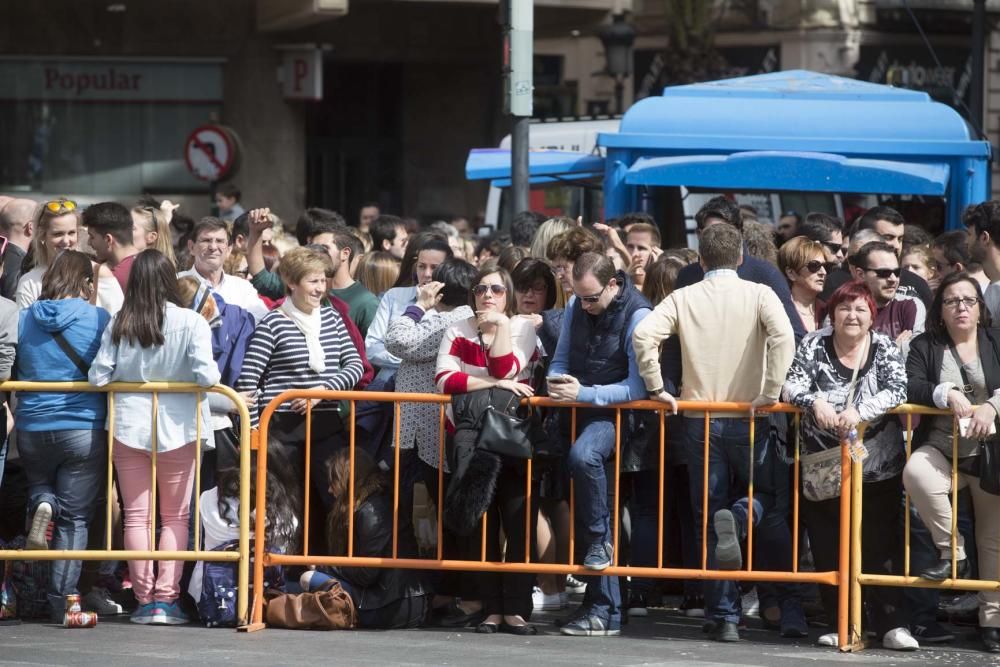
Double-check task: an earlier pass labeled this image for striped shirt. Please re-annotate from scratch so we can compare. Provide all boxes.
[237,306,364,424]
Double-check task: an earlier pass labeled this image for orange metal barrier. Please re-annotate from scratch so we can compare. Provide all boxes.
[0,381,253,626]
[245,390,854,644]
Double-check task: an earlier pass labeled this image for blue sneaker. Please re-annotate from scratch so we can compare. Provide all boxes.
[152,601,189,625]
[583,542,613,571]
[559,613,621,636]
[130,602,157,625]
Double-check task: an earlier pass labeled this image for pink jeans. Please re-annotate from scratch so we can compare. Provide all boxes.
[113,441,196,605]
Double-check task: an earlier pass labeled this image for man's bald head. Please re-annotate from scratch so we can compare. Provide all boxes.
[0,196,12,212]
[0,198,37,248]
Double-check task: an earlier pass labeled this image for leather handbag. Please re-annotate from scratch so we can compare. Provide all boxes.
[474,388,534,459]
[264,580,357,630]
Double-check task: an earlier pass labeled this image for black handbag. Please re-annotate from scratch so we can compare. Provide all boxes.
[473,388,534,460]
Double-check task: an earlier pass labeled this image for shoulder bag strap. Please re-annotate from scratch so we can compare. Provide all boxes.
[947,341,975,397]
[51,330,90,377]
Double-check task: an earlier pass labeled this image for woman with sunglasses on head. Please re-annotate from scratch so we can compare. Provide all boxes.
[903,271,1000,653]
[17,198,123,314]
[778,236,836,334]
[435,267,540,634]
[131,204,177,267]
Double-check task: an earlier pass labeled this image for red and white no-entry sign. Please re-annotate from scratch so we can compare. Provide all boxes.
[184,124,238,182]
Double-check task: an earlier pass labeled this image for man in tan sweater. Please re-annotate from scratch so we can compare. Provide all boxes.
[631,222,795,643]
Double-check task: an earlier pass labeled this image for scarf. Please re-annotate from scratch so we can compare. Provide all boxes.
[279,298,326,374]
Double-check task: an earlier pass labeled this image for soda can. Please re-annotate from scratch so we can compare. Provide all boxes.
[63,611,98,628]
[65,594,82,613]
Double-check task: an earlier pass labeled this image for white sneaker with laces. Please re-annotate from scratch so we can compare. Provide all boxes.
[741,588,760,618]
[817,633,839,647]
[883,626,919,651]
[26,502,52,551]
[83,587,124,615]
[532,587,563,611]
[565,575,587,594]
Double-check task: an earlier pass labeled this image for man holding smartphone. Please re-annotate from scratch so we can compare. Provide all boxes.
[546,252,652,637]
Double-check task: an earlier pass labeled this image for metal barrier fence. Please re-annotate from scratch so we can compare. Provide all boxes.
[0,381,253,626]
[247,390,853,642]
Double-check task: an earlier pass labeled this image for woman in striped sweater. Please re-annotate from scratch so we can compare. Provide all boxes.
[237,247,364,546]
[435,267,540,635]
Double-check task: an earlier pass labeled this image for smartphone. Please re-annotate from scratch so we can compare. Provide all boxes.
[548,374,572,384]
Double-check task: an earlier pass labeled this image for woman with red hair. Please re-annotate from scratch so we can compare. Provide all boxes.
[782,280,914,650]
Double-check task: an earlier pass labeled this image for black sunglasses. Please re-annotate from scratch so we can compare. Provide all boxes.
[803,260,837,274]
[821,241,846,256]
[864,267,901,279]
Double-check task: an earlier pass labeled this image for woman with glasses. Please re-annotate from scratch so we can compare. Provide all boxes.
[903,271,1000,653]
[778,236,836,333]
[435,267,540,634]
[17,198,123,313]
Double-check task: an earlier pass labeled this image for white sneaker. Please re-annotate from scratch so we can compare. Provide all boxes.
[26,502,52,550]
[817,633,839,647]
[83,587,124,615]
[532,587,563,611]
[883,626,919,651]
[741,588,760,618]
[559,591,569,608]
[565,575,587,594]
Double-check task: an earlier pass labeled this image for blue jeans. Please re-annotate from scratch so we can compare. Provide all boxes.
[16,429,107,620]
[567,418,620,623]
[684,416,774,625]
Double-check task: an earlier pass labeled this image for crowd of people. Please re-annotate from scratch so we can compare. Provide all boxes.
[2,188,1000,651]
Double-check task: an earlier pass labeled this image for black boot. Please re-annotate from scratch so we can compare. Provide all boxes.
[919,558,969,581]
[981,627,1000,653]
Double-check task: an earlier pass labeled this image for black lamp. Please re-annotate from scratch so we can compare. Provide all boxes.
[598,12,636,114]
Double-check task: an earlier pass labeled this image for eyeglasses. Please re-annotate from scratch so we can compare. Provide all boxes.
[44,199,77,214]
[943,297,980,310]
[803,260,837,274]
[516,283,547,294]
[577,283,609,304]
[821,241,847,256]
[864,267,901,279]
[473,284,507,297]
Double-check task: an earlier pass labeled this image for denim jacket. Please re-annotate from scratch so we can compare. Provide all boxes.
[89,303,221,452]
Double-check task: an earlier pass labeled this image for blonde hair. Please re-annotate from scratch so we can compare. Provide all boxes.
[530,217,576,260]
[132,206,177,266]
[277,247,330,292]
[176,276,217,322]
[224,249,248,276]
[356,251,400,297]
[33,202,80,268]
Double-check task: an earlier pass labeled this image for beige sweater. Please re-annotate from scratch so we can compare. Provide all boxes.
[632,271,795,415]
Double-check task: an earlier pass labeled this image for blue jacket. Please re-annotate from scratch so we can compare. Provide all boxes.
[210,293,256,388]
[16,298,110,431]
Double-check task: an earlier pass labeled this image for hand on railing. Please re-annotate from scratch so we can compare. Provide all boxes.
[496,378,534,397]
[650,390,678,415]
[289,385,325,414]
[547,374,579,402]
[749,394,776,417]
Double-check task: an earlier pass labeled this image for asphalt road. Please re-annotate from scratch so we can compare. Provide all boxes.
[2,605,997,666]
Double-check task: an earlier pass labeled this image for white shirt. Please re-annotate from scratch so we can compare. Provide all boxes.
[17,265,124,315]
[89,303,221,452]
[177,268,269,323]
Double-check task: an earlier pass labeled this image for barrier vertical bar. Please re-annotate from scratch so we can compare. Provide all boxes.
[568,407,576,566]
[657,408,665,569]
[437,403,445,561]
[746,413,755,571]
[702,412,709,570]
[613,408,621,566]
[235,387,252,626]
[525,453,532,564]
[194,390,202,553]
[392,401,401,559]
[304,401,312,557]
[951,417,959,578]
[849,435,864,649]
[481,512,488,562]
[348,400,357,557]
[792,412,800,573]
[251,403,270,627]
[837,438,851,651]
[106,392,115,551]
[150,392,159,553]
[904,412,912,576]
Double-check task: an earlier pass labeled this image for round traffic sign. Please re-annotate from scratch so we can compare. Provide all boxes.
[184,124,238,182]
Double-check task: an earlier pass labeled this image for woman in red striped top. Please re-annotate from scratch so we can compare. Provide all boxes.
[434,267,540,635]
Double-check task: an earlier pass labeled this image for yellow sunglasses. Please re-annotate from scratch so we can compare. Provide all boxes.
[44,199,77,214]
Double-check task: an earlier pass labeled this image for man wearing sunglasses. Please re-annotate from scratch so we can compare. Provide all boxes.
[0,197,36,300]
[848,241,925,350]
[546,252,652,637]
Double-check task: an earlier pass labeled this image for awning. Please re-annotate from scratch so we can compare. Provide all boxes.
[465,148,605,187]
[623,151,950,195]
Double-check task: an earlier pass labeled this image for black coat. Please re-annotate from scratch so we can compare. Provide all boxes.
[906,326,1000,446]
[333,493,428,610]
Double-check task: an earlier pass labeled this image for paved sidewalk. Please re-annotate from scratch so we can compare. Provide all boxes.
[1,606,995,666]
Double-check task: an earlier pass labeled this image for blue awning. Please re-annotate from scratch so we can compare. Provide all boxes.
[623,151,951,195]
[465,148,605,186]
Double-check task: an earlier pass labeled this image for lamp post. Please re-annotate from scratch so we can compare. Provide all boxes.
[599,12,636,115]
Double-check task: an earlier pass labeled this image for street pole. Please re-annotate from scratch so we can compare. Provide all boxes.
[971,0,986,131]
[504,0,533,220]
